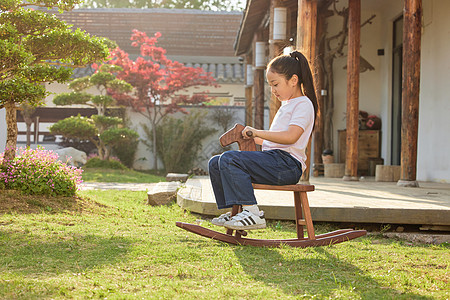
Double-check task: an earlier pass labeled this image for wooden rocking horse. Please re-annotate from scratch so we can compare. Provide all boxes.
[176,124,367,247]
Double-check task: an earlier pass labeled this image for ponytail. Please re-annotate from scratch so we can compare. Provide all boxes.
[267,51,318,126]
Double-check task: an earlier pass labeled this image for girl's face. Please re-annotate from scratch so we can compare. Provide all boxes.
[266,70,302,101]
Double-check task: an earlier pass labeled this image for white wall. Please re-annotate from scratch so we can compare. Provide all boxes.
[417,0,450,182]
[129,105,270,171]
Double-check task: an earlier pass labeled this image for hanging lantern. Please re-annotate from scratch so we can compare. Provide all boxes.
[273,7,287,40]
[255,42,266,68]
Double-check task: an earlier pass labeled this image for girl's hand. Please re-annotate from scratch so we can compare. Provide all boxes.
[243,126,264,145]
[242,126,257,139]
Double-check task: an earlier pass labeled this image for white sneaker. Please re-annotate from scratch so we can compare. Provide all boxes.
[211,211,231,226]
[223,210,266,230]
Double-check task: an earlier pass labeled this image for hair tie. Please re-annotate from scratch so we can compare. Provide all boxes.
[289,51,305,84]
[289,51,299,60]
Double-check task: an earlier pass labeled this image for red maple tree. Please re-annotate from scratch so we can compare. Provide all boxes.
[109,30,217,169]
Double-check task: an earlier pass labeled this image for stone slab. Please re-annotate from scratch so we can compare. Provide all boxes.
[166,173,189,182]
[148,181,181,206]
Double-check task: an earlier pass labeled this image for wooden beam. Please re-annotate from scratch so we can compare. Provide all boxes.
[398,0,422,187]
[344,0,360,181]
[297,0,318,182]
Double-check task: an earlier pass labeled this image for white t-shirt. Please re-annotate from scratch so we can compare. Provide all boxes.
[262,96,314,172]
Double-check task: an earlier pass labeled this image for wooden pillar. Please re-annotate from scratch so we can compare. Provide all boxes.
[313,6,325,177]
[254,68,265,129]
[268,42,284,123]
[245,87,253,126]
[398,0,422,187]
[343,0,360,181]
[245,55,253,126]
[254,32,265,130]
[269,0,285,123]
[297,0,317,182]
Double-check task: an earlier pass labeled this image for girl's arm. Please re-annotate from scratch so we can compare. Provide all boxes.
[242,125,304,145]
[253,137,264,145]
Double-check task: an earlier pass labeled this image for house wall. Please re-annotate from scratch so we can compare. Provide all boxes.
[7,79,251,170]
[330,0,449,183]
[417,0,450,182]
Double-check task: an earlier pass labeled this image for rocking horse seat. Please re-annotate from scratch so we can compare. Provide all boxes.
[252,183,314,192]
[176,124,367,248]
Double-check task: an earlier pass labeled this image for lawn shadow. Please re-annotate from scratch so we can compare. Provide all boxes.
[233,245,431,299]
[0,230,133,277]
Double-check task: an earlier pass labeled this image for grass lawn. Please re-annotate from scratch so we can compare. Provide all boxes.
[0,189,448,299]
[81,168,166,183]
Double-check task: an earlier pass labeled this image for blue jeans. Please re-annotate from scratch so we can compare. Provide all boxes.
[208,150,303,209]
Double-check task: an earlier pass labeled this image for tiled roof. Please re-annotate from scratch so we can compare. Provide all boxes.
[52,8,244,83]
[71,58,244,83]
[52,8,242,57]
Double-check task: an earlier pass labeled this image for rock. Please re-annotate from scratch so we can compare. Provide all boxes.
[166,173,189,182]
[396,226,405,232]
[324,163,345,178]
[383,232,450,245]
[147,181,181,206]
[54,147,87,167]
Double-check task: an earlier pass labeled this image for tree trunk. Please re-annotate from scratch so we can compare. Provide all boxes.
[4,102,18,162]
[21,106,35,147]
[152,121,158,170]
[25,119,32,147]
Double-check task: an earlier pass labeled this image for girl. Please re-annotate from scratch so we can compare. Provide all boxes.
[208,51,318,230]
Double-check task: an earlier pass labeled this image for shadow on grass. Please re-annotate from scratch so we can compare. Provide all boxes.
[0,230,132,277]
[233,245,430,299]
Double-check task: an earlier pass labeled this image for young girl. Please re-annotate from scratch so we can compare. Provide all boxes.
[208,51,318,230]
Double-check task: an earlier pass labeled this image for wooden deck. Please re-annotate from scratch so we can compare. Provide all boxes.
[177,176,450,227]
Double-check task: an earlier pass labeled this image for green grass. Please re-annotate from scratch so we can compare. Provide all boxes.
[0,190,448,299]
[81,168,166,183]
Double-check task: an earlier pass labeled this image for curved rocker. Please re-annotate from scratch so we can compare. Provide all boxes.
[176,123,367,248]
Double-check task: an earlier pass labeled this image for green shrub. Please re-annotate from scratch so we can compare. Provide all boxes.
[84,156,127,170]
[0,147,83,196]
[101,128,139,168]
[149,110,216,173]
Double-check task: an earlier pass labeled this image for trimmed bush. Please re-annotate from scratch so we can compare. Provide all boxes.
[84,156,127,170]
[0,147,83,196]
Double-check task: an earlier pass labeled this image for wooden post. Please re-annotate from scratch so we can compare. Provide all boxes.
[269,0,284,123]
[398,0,422,187]
[245,54,253,126]
[245,87,253,127]
[254,32,265,130]
[343,0,360,181]
[268,42,284,123]
[297,0,317,182]
[313,6,325,177]
[254,69,265,129]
